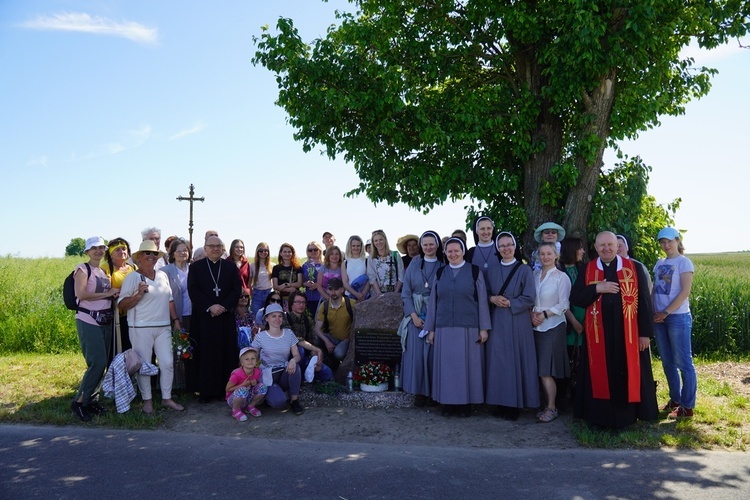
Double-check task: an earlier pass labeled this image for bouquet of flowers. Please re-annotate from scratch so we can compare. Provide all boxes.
[354,361,391,386]
[172,328,194,360]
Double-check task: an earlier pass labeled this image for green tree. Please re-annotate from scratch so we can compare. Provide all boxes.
[589,155,680,270]
[254,1,748,250]
[65,238,85,257]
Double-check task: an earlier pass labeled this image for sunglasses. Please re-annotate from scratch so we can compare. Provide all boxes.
[240,295,250,299]
[269,298,281,303]
[142,251,159,256]
[307,248,320,252]
[258,249,269,253]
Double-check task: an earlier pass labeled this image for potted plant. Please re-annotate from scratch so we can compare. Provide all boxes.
[354,361,391,392]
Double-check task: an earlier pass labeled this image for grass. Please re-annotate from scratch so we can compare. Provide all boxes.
[0,353,183,429]
[569,359,750,450]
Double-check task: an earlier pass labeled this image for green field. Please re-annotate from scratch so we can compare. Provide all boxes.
[1,253,749,357]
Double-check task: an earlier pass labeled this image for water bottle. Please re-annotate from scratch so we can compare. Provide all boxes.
[347,371,353,393]
[394,363,401,391]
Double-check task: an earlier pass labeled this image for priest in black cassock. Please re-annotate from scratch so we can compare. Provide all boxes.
[571,231,658,428]
[188,236,243,402]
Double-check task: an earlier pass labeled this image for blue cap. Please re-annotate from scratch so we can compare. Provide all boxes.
[657,227,680,241]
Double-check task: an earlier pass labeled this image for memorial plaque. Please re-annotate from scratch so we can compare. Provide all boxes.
[354,328,402,367]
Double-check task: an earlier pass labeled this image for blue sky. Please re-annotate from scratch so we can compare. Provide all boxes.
[1,1,747,257]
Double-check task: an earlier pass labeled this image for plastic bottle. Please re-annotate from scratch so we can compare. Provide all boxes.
[394,363,401,391]
[347,371,354,393]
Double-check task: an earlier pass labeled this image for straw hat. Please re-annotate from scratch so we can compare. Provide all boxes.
[132,240,165,261]
[396,234,419,254]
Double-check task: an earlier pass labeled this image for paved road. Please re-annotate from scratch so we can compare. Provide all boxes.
[1,424,748,499]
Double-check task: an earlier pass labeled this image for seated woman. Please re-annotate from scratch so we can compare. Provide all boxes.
[234,289,256,348]
[255,291,285,326]
[119,240,185,414]
[342,235,370,300]
[251,303,305,415]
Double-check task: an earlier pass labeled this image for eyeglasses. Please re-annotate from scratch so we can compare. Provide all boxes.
[292,300,307,305]
[307,248,320,252]
[498,244,516,249]
[205,244,222,249]
[142,251,159,256]
[542,229,558,235]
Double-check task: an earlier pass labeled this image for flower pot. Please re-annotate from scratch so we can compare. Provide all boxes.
[360,382,388,393]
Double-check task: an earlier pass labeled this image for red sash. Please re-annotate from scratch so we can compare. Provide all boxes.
[583,257,641,402]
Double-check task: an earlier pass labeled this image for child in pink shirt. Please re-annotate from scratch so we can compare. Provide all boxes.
[225,347,267,421]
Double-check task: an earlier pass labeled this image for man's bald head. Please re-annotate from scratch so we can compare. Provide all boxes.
[595,231,618,263]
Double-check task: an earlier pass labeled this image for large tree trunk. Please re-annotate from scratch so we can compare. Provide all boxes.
[515,47,566,255]
[563,73,617,243]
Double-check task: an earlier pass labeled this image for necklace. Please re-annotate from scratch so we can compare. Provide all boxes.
[476,245,493,268]
[207,259,222,297]
[421,260,438,289]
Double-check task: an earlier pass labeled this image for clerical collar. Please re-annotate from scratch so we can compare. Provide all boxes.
[449,261,466,269]
[501,258,517,266]
[424,256,438,263]
[477,241,494,247]
[596,255,622,271]
[208,258,221,264]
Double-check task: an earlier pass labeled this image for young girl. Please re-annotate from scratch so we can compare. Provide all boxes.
[225,347,267,421]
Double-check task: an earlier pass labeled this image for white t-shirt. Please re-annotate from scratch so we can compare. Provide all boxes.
[653,255,694,314]
[119,270,173,327]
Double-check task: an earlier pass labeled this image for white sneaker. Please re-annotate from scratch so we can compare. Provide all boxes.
[304,356,317,383]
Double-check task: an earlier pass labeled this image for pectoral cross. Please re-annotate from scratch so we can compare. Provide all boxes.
[213,285,221,297]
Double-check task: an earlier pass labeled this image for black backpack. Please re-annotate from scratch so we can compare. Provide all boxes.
[63,263,91,311]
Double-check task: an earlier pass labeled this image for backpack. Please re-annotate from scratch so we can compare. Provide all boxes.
[63,263,91,311]
[435,264,480,302]
[322,296,354,334]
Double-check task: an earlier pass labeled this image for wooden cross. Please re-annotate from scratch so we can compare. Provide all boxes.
[176,184,205,251]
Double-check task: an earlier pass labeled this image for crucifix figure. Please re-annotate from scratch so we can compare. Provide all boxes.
[176,184,205,251]
[213,285,221,297]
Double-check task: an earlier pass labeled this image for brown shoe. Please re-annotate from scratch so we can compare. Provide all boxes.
[668,406,693,419]
[662,400,680,411]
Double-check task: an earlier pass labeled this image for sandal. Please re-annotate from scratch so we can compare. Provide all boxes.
[232,409,248,422]
[538,408,558,423]
[244,405,262,417]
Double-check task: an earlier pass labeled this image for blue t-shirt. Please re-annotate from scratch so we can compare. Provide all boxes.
[653,255,694,314]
